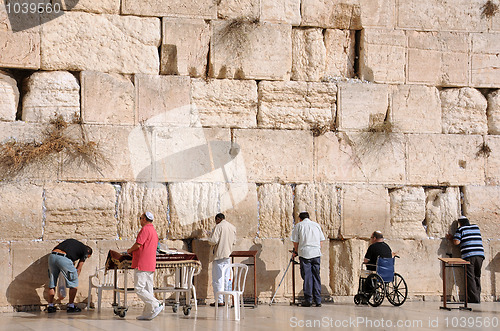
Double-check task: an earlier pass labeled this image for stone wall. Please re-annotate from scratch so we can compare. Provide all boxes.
[0,0,499,310]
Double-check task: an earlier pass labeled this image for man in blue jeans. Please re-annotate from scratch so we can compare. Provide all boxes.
[291,211,326,307]
[47,239,92,313]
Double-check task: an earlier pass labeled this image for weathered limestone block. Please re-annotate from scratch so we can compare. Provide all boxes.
[301,0,361,29]
[424,187,461,238]
[330,239,367,295]
[257,184,294,238]
[260,0,301,25]
[294,184,340,238]
[233,129,313,182]
[359,29,406,83]
[81,71,135,125]
[337,83,389,131]
[60,125,152,182]
[210,21,292,80]
[0,5,40,68]
[22,71,80,123]
[407,134,485,185]
[0,71,18,122]
[407,31,469,87]
[161,18,210,77]
[218,0,260,19]
[291,28,326,81]
[359,0,395,28]
[0,243,10,306]
[191,79,258,128]
[135,74,191,126]
[490,241,500,300]
[315,132,406,183]
[486,136,500,185]
[463,186,500,239]
[0,183,43,240]
[387,187,427,239]
[258,81,336,130]
[487,90,500,135]
[472,33,500,87]
[390,85,441,133]
[324,29,356,78]
[167,182,218,239]
[341,185,390,239]
[397,0,488,32]
[222,183,259,239]
[59,0,120,13]
[117,182,169,240]
[41,12,160,74]
[441,88,488,135]
[122,0,217,18]
[44,182,117,240]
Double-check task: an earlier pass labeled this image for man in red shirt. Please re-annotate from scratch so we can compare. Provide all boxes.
[127,212,163,320]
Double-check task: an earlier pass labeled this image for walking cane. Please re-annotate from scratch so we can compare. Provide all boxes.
[269,251,296,306]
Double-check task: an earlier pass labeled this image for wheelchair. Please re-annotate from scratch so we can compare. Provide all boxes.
[354,256,408,307]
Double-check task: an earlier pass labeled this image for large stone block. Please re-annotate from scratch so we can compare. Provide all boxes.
[210,21,292,80]
[0,71,18,122]
[330,239,367,295]
[301,0,361,29]
[324,29,356,78]
[257,184,294,239]
[135,74,191,126]
[424,187,461,239]
[390,85,441,133]
[337,83,389,132]
[341,184,390,239]
[191,79,258,128]
[0,4,40,69]
[397,0,488,32]
[59,0,120,13]
[294,183,340,238]
[161,18,210,77]
[291,28,326,81]
[233,129,313,182]
[117,182,169,240]
[0,243,11,306]
[486,136,500,185]
[121,0,217,18]
[407,134,485,185]
[218,0,260,19]
[260,0,301,25]
[44,182,117,240]
[258,81,336,130]
[441,88,488,135]
[487,90,500,135]
[471,33,500,87]
[489,240,500,300]
[41,12,160,74]
[315,132,406,183]
[60,125,152,182]
[81,71,135,125]
[0,183,43,240]
[407,31,469,86]
[359,0,395,28]
[463,185,500,239]
[22,71,80,124]
[359,29,406,83]
[387,187,427,239]
[221,183,259,239]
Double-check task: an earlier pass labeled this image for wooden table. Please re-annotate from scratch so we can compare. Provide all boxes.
[438,257,471,311]
[230,250,258,306]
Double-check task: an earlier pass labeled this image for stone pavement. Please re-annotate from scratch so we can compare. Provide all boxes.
[0,301,498,331]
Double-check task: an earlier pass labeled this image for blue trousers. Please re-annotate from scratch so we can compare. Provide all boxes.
[299,256,321,304]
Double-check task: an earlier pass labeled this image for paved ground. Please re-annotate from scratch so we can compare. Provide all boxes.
[0,301,498,330]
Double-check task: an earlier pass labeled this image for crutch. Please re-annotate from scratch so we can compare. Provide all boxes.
[269,251,296,306]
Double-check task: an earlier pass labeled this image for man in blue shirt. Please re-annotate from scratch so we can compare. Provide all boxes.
[446,216,485,303]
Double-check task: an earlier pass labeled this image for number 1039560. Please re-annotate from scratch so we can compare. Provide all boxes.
[5,2,61,14]
[444,316,498,328]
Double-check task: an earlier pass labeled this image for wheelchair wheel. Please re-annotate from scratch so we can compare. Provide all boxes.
[386,273,407,306]
[354,294,361,305]
[366,274,385,307]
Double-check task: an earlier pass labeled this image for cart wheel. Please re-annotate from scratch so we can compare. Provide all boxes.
[113,307,119,316]
[354,294,361,305]
[386,273,408,307]
[183,305,191,316]
[172,303,179,313]
[366,274,385,307]
[119,311,126,318]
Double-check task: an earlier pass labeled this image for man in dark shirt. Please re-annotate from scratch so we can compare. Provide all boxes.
[364,231,392,271]
[47,239,92,313]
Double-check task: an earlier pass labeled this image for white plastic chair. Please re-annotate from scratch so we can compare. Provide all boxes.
[215,263,248,321]
[87,267,118,312]
[154,265,198,314]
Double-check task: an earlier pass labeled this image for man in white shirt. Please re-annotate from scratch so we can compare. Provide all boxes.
[208,213,236,307]
[291,211,326,307]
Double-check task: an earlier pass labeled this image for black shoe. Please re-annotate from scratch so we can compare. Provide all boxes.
[315,303,322,307]
[47,306,56,313]
[67,306,82,313]
[209,302,225,307]
[301,302,312,307]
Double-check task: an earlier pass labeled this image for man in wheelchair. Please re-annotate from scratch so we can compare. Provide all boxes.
[364,231,392,271]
